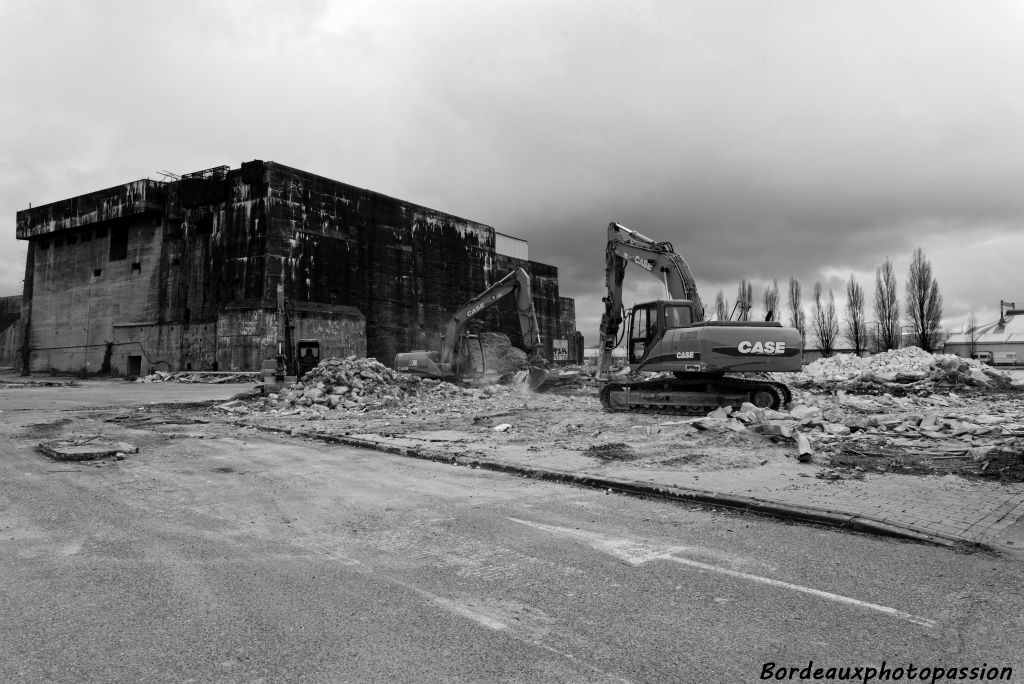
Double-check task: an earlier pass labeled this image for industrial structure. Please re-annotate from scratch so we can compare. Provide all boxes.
[9,160,580,375]
[944,301,1023,365]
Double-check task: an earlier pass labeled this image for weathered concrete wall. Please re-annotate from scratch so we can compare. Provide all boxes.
[25,216,166,374]
[215,305,364,371]
[14,160,573,373]
[263,162,508,363]
[16,180,166,240]
[557,297,584,363]
[0,295,21,367]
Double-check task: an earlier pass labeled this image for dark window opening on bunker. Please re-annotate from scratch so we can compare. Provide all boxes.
[39,240,49,250]
[195,214,214,235]
[131,262,141,273]
[109,226,128,261]
[127,355,142,377]
[170,256,180,266]
[93,269,102,277]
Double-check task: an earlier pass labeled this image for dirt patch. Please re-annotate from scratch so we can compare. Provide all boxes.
[19,418,72,437]
[829,441,1024,482]
[976,446,1024,483]
[584,443,639,462]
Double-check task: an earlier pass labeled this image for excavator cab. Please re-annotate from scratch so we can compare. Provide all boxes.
[453,334,487,377]
[627,301,695,364]
[295,339,321,376]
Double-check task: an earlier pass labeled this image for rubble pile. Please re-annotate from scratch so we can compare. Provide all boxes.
[137,371,256,384]
[794,347,1013,392]
[479,332,528,373]
[688,388,1024,476]
[266,356,425,411]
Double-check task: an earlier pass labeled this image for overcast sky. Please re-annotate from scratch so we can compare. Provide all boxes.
[3,0,1023,344]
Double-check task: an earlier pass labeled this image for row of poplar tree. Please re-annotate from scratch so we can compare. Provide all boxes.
[712,248,944,357]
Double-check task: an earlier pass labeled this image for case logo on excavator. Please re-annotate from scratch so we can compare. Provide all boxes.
[624,251,654,272]
[632,255,654,271]
[737,340,786,354]
[675,351,698,359]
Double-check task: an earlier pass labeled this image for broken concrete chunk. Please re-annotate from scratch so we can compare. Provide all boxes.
[706,406,732,420]
[39,439,138,462]
[493,423,513,432]
[752,423,794,439]
[725,418,747,432]
[789,405,821,421]
[796,434,813,461]
[821,407,844,423]
[823,423,851,436]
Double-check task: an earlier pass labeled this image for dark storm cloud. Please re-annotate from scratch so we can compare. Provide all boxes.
[3,0,1022,338]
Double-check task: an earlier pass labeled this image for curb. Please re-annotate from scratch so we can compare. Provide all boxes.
[240,421,988,553]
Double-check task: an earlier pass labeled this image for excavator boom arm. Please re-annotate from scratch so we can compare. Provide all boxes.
[440,267,546,373]
[597,222,704,380]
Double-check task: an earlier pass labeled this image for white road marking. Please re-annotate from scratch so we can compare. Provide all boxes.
[392,579,635,683]
[509,518,936,629]
[430,596,508,631]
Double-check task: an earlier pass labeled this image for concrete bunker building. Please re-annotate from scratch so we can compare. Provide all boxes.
[14,160,580,376]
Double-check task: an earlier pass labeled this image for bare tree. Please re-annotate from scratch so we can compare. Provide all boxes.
[844,274,867,355]
[966,311,979,358]
[873,257,901,352]
[762,279,780,321]
[787,277,806,343]
[736,279,753,321]
[905,247,943,352]
[811,282,840,356]
[714,289,729,321]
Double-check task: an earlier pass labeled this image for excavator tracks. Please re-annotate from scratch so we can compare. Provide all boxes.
[599,374,791,413]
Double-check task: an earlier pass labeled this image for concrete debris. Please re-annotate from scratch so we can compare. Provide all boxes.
[137,371,257,384]
[39,438,138,461]
[794,346,1013,392]
[267,355,473,412]
[796,434,813,462]
[214,400,250,414]
[217,350,1022,480]
[478,332,528,373]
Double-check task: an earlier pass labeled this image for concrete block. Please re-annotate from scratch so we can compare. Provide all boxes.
[38,439,138,461]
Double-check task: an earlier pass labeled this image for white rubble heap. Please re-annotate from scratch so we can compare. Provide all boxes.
[228,350,1021,475]
[138,370,256,384]
[263,355,511,413]
[691,390,1024,464]
[795,346,1013,390]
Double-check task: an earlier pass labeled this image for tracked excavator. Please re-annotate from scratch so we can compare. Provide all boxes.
[394,267,552,390]
[596,222,803,412]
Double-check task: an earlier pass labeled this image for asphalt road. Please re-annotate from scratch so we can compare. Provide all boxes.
[2,387,1024,682]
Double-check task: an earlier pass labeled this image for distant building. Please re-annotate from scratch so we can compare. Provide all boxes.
[944,306,1024,366]
[14,160,578,375]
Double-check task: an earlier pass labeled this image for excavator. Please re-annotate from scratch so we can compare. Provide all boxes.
[596,222,802,412]
[394,267,553,390]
